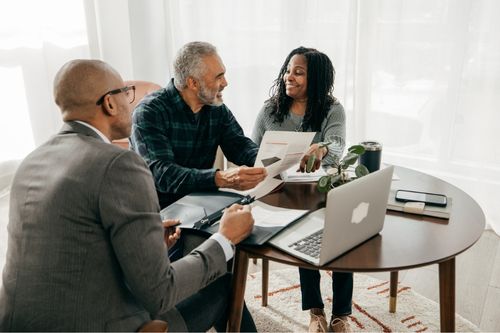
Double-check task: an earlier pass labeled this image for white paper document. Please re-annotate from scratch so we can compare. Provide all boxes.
[222,131,316,199]
[251,200,308,227]
[282,163,328,182]
[255,131,316,178]
[222,176,283,200]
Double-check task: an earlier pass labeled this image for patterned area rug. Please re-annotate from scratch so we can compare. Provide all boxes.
[245,268,479,332]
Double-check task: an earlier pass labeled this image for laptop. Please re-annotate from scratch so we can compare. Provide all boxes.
[268,165,394,266]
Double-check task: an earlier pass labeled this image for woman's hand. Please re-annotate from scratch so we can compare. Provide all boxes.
[299,143,328,172]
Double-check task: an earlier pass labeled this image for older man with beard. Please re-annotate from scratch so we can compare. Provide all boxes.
[130,41,266,209]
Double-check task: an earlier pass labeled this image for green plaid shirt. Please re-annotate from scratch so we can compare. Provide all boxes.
[130,79,258,207]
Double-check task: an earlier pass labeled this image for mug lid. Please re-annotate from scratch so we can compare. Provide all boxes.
[360,141,382,151]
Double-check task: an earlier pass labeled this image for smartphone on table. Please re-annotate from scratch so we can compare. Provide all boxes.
[395,189,447,207]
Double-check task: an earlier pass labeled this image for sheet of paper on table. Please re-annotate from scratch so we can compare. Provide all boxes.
[282,163,328,182]
[222,176,283,200]
[251,200,308,227]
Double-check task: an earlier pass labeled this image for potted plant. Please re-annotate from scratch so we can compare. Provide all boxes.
[315,144,370,193]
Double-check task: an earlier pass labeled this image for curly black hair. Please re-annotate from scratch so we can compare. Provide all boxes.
[268,47,337,132]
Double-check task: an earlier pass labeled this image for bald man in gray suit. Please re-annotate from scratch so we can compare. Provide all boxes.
[0,59,257,332]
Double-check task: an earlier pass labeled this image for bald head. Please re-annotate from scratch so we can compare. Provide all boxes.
[53,59,122,119]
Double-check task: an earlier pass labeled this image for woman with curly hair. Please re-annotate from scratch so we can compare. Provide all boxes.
[252,47,351,333]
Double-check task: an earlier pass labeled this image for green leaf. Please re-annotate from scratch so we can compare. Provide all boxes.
[317,176,331,193]
[306,154,316,173]
[318,176,330,187]
[341,153,359,167]
[355,164,369,178]
[348,145,365,155]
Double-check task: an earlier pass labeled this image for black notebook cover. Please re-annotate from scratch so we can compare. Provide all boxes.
[160,191,247,229]
[159,191,300,245]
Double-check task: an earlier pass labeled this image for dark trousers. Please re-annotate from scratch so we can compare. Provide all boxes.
[163,273,256,332]
[299,268,353,316]
[166,232,256,332]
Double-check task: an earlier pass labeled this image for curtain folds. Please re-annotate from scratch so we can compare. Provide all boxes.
[0,0,90,159]
[1,0,499,234]
[145,0,500,234]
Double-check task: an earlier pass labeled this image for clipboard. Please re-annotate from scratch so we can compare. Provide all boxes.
[159,190,307,245]
[160,191,252,230]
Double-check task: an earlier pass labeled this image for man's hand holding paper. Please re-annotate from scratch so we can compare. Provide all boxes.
[215,166,267,190]
[220,131,316,199]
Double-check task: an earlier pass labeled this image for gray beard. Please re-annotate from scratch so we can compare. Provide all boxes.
[198,87,223,107]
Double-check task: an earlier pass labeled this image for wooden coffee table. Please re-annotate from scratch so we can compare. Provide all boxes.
[227,166,485,332]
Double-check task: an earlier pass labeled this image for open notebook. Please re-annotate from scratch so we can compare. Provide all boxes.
[160,191,308,245]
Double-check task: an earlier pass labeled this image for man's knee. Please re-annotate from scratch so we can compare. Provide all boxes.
[209,273,232,298]
[172,273,233,332]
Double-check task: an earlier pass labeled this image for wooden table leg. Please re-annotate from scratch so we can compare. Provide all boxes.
[262,259,269,307]
[227,249,250,332]
[439,257,455,332]
[389,271,398,313]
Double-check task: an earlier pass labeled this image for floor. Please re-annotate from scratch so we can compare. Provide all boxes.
[249,229,500,332]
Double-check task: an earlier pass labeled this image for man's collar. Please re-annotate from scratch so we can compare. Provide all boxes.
[167,79,191,110]
[74,121,111,143]
[166,79,201,121]
[60,121,111,144]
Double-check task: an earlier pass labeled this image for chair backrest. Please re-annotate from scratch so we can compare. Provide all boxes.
[138,319,168,332]
[126,80,162,109]
[112,80,162,148]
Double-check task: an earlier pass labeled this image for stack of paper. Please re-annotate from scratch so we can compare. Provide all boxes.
[282,164,328,183]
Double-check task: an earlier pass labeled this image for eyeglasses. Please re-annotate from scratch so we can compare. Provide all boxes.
[96,85,136,106]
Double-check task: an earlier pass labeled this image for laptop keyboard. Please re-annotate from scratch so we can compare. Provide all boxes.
[288,229,323,259]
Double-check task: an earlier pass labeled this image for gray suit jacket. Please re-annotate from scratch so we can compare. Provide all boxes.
[0,122,227,331]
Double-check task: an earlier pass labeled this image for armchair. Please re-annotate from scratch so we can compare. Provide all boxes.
[111,80,162,149]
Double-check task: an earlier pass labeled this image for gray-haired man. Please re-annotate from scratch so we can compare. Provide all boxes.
[130,41,267,208]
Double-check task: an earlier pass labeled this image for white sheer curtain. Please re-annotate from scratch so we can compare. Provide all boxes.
[1,0,499,236]
[352,0,500,235]
[0,0,89,160]
[152,0,500,234]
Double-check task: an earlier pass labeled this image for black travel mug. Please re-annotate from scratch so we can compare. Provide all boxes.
[359,141,382,173]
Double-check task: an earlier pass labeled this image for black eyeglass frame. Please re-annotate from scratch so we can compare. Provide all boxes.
[96,85,136,106]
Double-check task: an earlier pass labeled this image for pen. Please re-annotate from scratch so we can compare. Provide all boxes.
[162,219,181,228]
[240,196,255,205]
[163,220,181,238]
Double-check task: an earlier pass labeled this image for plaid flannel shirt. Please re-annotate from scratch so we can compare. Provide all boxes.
[130,79,258,207]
